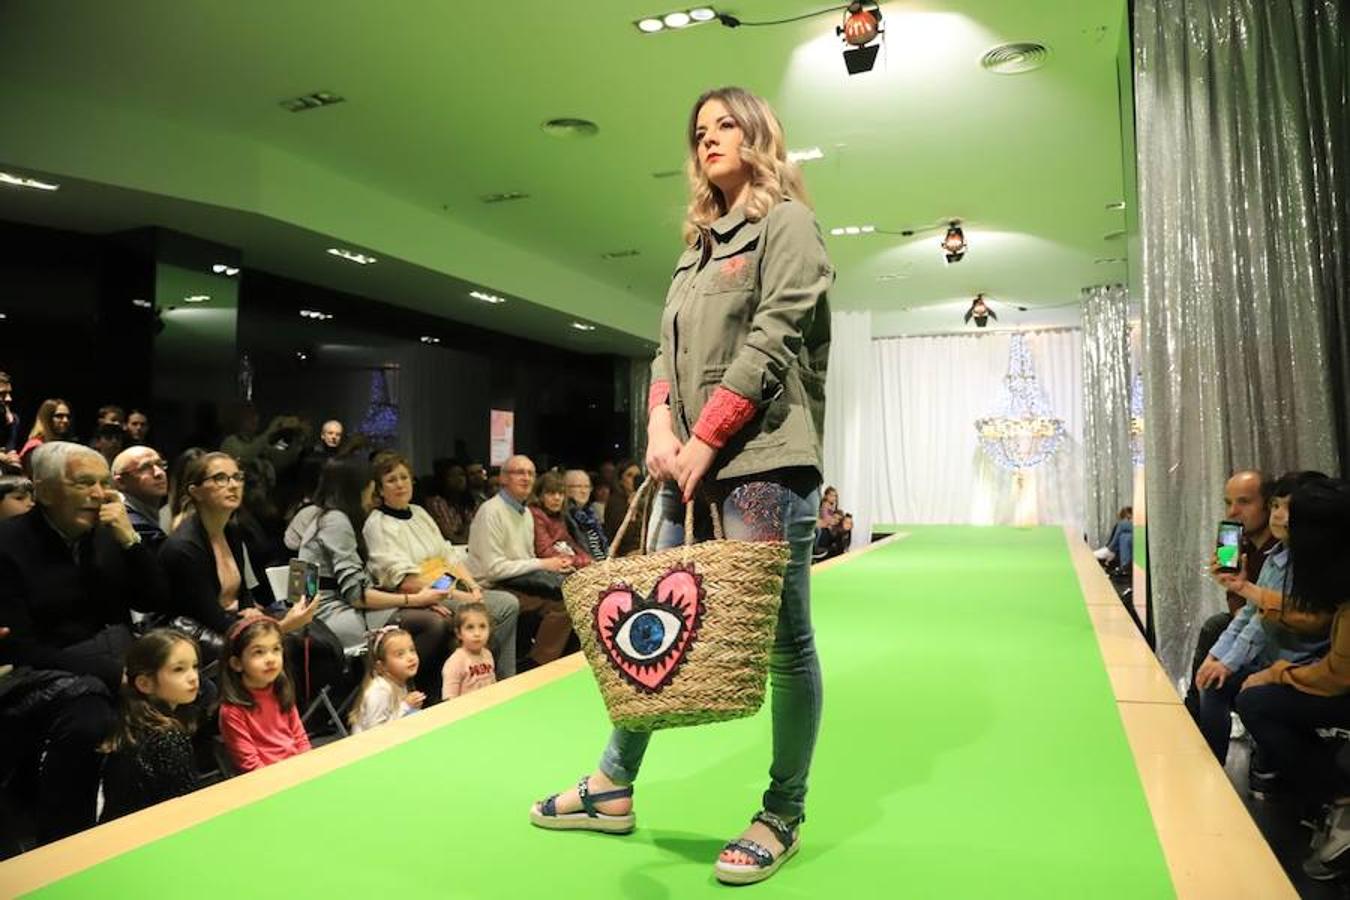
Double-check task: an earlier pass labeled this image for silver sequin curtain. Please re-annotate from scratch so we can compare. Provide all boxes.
[1135,0,1348,684]
[1081,284,1133,548]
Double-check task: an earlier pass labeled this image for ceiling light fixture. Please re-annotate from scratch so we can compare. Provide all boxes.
[281,91,345,113]
[635,7,718,33]
[420,336,441,344]
[787,146,824,163]
[327,248,376,265]
[131,298,153,309]
[299,309,334,321]
[571,322,597,332]
[1106,201,1126,211]
[0,171,61,191]
[183,295,210,304]
[965,294,997,328]
[942,222,967,264]
[541,118,599,139]
[838,2,884,75]
[829,224,875,236]
[469,290,506,305]
[212,263,240,276]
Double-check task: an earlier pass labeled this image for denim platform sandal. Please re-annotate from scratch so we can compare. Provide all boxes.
[530,776,636,835]
[714,810,802,885]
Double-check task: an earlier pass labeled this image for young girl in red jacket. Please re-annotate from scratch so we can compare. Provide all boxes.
[218,617,310,772]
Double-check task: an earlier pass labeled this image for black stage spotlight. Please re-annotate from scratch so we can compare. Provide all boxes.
[964,293,997,328]
[838,2,884,75]
[942,221,967,264]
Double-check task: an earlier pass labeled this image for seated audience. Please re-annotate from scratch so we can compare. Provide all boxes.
[441,602,496,700]
[19,398,72,472]
[589,476,610,524]
[466,454,573,669]
[0,474,34,520]
[362,451,519,683]
[1235,478,1350,879]
[1185,469,1277,718]
[159,452,314,656]
[314,419,344,458]
[112,446,170,551]
[465,461,490,506]
[90,422,125,465]
[95,405,125,429]
[0,441,168,842]
[296,457,456,694]
[1,371,20,473]
[1194,472,1330,764]
[218,618,310,773]
[564,468,608,560]
[530,470,593,570]
[98,629,201,822]
[162,446,206,534]
[349,625,424,733]
[603,460,643,558]
[424,458,478,545]
[1093,506,1134,571]
[125,409,150,446]
[813,487,853,562]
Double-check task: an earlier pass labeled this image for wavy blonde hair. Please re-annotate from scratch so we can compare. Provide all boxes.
[682,86,812,247]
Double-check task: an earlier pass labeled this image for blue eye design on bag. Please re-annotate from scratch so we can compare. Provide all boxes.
[594,565,706,693]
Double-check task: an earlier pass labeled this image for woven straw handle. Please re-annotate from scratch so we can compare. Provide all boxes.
[606,476,723,558]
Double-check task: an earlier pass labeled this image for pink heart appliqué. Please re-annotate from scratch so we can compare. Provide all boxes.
[594,564,706,693]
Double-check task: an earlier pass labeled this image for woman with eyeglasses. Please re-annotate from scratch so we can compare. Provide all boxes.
[159,452,316,659]
[18,398,73,474]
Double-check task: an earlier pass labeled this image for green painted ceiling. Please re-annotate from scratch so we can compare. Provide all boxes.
[0,0,1129,349]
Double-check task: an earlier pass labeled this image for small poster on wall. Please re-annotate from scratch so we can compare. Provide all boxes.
[489,409,514,466]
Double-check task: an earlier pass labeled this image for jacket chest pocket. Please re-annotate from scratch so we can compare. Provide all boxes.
[705,233,760,293]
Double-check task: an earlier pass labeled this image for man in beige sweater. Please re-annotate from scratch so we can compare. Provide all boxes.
[467,455,573,667]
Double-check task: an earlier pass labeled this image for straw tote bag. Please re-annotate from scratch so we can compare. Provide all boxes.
[562,478,790,731]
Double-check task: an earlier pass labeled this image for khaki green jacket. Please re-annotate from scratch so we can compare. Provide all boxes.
[651,199,832,481]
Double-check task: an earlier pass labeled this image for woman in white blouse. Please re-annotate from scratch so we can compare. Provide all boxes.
[362,451,520,678]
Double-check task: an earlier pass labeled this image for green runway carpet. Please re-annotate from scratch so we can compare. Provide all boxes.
[29,527,1174,899]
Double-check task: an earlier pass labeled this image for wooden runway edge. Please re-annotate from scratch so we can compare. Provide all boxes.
[1063,526,1297,900]
[1,536,905,897]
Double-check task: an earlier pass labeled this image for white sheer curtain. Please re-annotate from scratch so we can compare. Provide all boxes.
[821,310,876,550]
[871,329,1084,532]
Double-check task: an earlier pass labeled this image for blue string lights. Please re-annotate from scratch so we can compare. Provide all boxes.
[974,334,1067,472]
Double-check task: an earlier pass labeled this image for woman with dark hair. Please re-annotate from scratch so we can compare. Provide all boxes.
[528,470,593,570]
[295,456,453,698]
[18,398,72,472]
[162,447,206,534]
[602,460,642,558]
[1236,478,1350,879]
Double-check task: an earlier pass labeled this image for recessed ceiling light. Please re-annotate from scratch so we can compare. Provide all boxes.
[830,225,874,236]
[327,248,376,265]
[0,313,7,320]
[295,351,310,361]
[1106,201,1126,211]
[980,42,1051,75]
[183,295,210,304]
[637,17,664,32]
[689,7,716,21]
[281,91,345,113]
[0,171,60,191]
[211,263,240,276]
[419,335,441,344]
[663,11,691,27]
[299,309,334,320]
[541,118,599,138]
[787,147,824,163]
[571,322,597,332]
[131,298,153,309]
[480,191,530,204]
[469,290,506,305]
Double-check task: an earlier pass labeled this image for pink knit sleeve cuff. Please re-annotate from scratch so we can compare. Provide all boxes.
[692,387,757,449]
[647,380,671,415]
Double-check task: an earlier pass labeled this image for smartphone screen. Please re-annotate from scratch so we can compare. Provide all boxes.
[1215,520,1243,572]
[288,559,319,604]
[431,573,455,591]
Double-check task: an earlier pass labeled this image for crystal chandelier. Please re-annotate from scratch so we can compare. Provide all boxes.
[975,333,1066,471]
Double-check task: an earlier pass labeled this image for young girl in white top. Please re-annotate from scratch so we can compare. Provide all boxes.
[350,626,425,733]
[441,602,497,700]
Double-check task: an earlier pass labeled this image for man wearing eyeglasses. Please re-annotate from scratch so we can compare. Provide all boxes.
[112,445,169,551]
[0,441,169,843]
